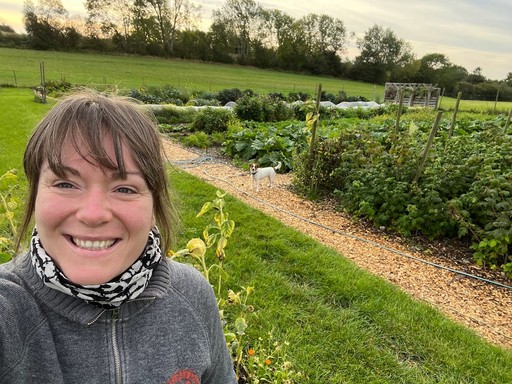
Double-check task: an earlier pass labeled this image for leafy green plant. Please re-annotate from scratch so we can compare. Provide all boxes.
[223,121,309,171]
[217,88,244,105]
[234,95,294,122]
[293,113,512,276]
[239,332,303,383]
[0,169,20,263]
[191,107,232,134]
[170,190,300,383]
[127,84,189,105]
[181,131,210,149]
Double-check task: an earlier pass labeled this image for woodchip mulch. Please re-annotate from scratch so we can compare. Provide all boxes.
[162,139,512,350]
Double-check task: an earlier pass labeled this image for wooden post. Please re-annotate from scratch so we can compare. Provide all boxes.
[13,70,17,87]
[505,107,512,134]
[394,88,404,138]
[493,87,500,114]
[308,83,322,195]
[39,62,47,104]
[414,111,443,184]
[437,88,445,110]
[448,91,461,139]
[308,83,321,159]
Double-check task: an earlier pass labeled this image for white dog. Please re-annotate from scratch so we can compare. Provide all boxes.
[250,161,282,192]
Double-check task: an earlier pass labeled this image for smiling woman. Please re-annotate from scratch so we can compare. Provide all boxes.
[0,90,237,383]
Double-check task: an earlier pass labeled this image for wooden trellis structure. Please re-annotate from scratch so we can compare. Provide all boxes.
[384,83,440,108]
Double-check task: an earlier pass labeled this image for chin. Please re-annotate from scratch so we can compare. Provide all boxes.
[64,268,119,286]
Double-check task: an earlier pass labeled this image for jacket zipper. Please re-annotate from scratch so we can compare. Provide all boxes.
[111,309,122,384]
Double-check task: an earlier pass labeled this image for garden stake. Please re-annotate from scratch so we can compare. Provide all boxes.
[414,110,443,183]
[448,91,461,139]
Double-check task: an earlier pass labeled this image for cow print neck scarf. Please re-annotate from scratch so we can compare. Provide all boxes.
[30,227,162,309]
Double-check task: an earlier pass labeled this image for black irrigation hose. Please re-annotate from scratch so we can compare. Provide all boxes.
[171,157,512,291]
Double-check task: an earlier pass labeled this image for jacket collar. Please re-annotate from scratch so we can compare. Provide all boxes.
[15,252,172,325]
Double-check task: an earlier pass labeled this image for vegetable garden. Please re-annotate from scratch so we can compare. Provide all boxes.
[134,84,512,278]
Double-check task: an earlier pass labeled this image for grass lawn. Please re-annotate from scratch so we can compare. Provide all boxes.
[2,87,511,383]
[0,87,55,174]
[173,169,512,383]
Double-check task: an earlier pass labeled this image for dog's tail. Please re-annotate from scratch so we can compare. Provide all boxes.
[274,161,282,170]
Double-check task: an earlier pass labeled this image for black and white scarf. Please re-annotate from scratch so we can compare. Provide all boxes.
[30,227,162,309]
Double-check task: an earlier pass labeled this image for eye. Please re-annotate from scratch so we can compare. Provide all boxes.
[116,186,136,194]
[54,181,75,189]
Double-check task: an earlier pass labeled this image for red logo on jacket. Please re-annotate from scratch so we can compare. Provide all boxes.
[167,369,200,384]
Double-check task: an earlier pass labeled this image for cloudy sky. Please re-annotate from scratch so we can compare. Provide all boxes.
[1,0,510,80]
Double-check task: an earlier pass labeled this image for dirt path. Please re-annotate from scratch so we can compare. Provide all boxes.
[163,139,512,350]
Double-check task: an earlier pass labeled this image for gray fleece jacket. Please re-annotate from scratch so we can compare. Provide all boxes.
[0,253,237,384]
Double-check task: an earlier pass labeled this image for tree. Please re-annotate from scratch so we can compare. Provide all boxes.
[137,0,200,56]
[212,0,264,63]
[415,53,451,82]
[298,14,347,55]
[298,14,347,76]
[413,53,469,94]
[23,0,69,50]
[466,66,486,84]
[85,0,135,51]
[505,72,512,87]
[208,20,235,63]
[353,24,414,84]
[260,9,307,71]
[0,24,16,33]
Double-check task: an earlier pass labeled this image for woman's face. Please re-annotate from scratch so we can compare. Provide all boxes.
[34,137,155,285]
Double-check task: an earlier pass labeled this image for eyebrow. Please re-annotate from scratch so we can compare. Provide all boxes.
[42,165,144,180]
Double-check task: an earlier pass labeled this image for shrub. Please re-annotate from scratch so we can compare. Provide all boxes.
[287,91,310,102]
[127,85,189,105]
[151,105,197,124]
[217,88,243,105]
[234,95,294,122]
[45,79,74,96]
[191,107,232,134]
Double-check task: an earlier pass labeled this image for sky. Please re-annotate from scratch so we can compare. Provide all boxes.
[1,0,511,80]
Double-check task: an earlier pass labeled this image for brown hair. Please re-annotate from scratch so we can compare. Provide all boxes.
[16,90,178,253]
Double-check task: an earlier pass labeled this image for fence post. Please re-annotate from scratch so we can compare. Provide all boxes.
[39,62,47,104]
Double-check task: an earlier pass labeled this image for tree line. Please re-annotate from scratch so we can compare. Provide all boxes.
[2,0,512,101]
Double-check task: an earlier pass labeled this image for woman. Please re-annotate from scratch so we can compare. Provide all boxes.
[0,91,236,383]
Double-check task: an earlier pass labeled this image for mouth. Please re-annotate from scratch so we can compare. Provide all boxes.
[70,236,117,251]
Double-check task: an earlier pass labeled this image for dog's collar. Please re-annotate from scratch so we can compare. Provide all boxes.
[250,170,258,175]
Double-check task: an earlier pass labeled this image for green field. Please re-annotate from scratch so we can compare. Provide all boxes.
[0,47,383,99]
[2,48,512,112]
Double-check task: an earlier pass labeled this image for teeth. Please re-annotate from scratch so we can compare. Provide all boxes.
[73,238,115,250]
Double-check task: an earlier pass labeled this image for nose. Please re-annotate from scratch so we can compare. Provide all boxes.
[75,188,113,225]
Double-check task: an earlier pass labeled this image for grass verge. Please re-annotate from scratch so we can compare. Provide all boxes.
[171,168,512,383]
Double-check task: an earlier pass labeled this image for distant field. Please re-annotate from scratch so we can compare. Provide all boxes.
[0,47,382,99]
[1,48,511,112]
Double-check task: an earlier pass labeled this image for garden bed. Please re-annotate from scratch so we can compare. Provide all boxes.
[163,139,512,350]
